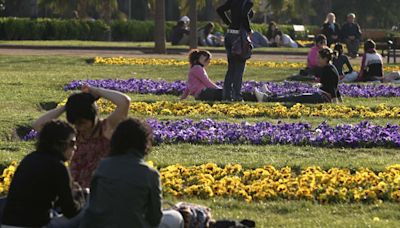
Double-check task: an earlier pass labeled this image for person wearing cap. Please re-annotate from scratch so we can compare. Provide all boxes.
[180,16,190,29]
[171,16,191,45]
[341,13,362,58]
[217,0,254,101]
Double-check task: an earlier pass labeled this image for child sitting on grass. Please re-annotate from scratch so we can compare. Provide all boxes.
[332,43,358,82]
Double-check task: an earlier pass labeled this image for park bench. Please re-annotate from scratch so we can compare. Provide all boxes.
[292,25,315,40]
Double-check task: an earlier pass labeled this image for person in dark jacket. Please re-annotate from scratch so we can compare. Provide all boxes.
[217,0,254,101]
[1,120,84,227]
[80,118,184,228]
[171,20,190,45]
[321,13,341,47]
[255,47,341,104]
[341,13,362,58]
[332,43,358,82]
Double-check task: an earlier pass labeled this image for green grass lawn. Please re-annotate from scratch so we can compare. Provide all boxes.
[1,55,400,226]
[0,40,310,53]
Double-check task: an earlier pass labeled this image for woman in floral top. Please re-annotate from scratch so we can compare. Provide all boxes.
[32,85,131,187]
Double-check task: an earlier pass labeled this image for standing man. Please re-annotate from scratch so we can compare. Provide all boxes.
[341,13,362,58]
[217,0,254,101]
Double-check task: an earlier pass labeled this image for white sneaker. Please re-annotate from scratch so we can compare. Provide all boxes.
[254,88,264,102]
[260,84,272,95]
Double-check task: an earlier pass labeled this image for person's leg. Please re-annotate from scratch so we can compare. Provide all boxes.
[353,39,360,56]
[222,33,237,101]
[158,210,184,228]
[232,57,247,101]
[340,71,359,82]
[178,34,190,45]
[256,91,327,104]
[223,56,235,100]
[347,39,358,57]
[196,88,223,101]
[382,71,400,82]
[345,39,354,56]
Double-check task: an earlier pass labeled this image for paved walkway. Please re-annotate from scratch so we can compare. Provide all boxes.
[0,47,362,64]
[0,47,313,62]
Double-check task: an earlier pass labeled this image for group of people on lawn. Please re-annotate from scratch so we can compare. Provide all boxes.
[1,0,399,228]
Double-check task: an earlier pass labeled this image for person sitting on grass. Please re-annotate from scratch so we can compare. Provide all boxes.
[1,120,84,227]
[287,34,327,81]
[332,43,358,83]
[255,47,341,104]
[307,34,327,74]
[80,118,184,228]
[181,49,256,102]
[32,86,131,188]
[356,39,384,82]
[171,20,190,46]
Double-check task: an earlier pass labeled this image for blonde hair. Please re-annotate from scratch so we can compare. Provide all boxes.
[347,13,356,18]
[324,13,336,23]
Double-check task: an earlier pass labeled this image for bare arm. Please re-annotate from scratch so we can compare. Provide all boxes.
[86,86,131,131]
[32,106,65,132]
[180,87,190,100]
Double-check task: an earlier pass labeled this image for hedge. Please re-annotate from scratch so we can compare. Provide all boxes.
[0,17,320,41]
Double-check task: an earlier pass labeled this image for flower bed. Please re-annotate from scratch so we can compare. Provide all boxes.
[92,57,400,73]
[2,161,400,203]
[22,119,400,148]
[160,163,400,203]
[93,57,305,69]
[64,78,400,98]
[92,100,400,119]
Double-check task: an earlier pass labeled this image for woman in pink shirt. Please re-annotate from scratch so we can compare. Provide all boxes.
[288,34,327,81]
[181,50,223,101]
[181,49,256,101]
[307,34,327,71]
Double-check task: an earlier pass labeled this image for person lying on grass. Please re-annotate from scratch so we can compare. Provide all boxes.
[181,49,256,102]
[32,86,131,188]
[255,47,342,104]
[1,121,84,227]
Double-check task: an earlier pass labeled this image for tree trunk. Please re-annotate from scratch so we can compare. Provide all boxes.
[30,0,37,18]
[154,0,166,54]
[188,0,197,49]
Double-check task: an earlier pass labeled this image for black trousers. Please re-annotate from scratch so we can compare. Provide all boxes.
[223,33,248,101]
[196,88,256,102]
[263,92,330,104]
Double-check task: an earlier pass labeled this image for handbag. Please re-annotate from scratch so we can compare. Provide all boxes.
[231,0,253,60]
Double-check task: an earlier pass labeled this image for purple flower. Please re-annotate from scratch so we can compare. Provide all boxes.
[64,78,400,98]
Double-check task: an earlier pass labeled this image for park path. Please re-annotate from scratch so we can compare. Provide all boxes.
[0,47,363,65]
[0,47,309,62]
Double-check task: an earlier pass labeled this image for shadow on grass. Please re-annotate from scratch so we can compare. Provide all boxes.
[39,102,58,111]
[85,58,95,64]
